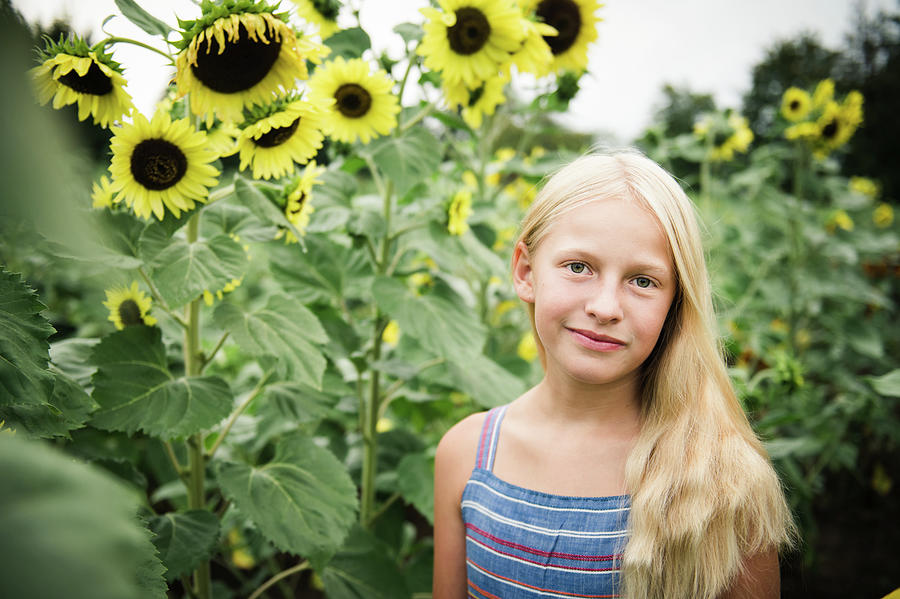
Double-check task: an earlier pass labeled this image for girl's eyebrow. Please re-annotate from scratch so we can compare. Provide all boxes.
[554,248,672,276]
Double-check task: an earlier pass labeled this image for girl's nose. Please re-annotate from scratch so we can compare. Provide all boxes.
[585,282,624,323]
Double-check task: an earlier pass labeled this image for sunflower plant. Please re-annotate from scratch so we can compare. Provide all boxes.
[8,0,602,597]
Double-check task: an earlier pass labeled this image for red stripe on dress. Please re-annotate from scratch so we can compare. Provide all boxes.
[468,578,503,599]
[467,559,620,598]
[467,533,620,573]
[466,523,622,562]
[475,410,494,469]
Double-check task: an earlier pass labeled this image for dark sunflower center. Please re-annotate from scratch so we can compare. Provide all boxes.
[789,99,800,111]
[191,22,282,93]
[312,0,341,20]
[118,299,143,327]
[252,118,300,147]
[468,84,485,107]
[288,192,307,216]
[334,84,372,118]
[537,0,582,55]
[822,119,839,139]
[130,139,188,191]
[57,60,113,95]
[447,7,491,55]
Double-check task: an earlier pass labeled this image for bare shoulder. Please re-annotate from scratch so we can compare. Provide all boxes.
[435,410,488,479]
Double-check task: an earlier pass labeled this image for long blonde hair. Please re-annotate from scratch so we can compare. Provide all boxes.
[515,151,795,598]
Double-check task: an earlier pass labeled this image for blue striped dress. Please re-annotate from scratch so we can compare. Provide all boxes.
[462,405,630,598]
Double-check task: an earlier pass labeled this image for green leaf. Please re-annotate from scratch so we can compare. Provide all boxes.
[213,295,328,388]
[396,453,434,524]
[0,268,55,407]
[372,276,486,359]
[0,434,166,599]
[233,175,305,245]
[869,369,900,397]
[269,234,374,304]
[0,371,97,438]
[148,510,220,581]
[90,326,232,439]
[323,27,371,59]
[46,211,145,269]
[141,229,248,308]
[365,126,442,194]
[448,356,526,408]
[50,337,100,387]
[113,0,172,37]
[262,381,336,424]
[216,432,357,556]
[320,525,411,599]
[764,437,823,460]
[393,22,423,44]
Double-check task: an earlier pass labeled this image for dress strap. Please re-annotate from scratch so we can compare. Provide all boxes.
[474,405,508,472]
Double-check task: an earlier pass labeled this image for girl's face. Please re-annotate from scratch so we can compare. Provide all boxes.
[514,197,676,390]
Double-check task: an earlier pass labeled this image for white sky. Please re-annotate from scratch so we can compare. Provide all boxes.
[15,0,892,141]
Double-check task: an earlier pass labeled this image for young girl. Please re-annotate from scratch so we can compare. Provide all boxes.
[433,151,795,599]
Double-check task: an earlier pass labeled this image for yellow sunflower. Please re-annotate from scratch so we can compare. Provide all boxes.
[418,0,526,89]
[447,189,473,236]
[307,57,400,144]
[237,94,330,180]
[781,87,811,122]
[108,109,220,221]
[103,282,157,330]
[205,121,241,158]
[817,100,856,153]
[523,0,602,73]
[510,16,558,77]
[30,37,132,128]
[290,0,341,38]
[812,78,835,108]
[174,1,327,124]
[278,162,325,243]
[443,74,508,129]
[91,175,114,208]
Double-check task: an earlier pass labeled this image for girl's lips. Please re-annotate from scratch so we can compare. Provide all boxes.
[568,328,626,351]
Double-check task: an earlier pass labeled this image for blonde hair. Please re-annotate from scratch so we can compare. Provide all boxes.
[515,151,795,598]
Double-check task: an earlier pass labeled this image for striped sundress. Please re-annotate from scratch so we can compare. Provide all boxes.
[462,405,630,599]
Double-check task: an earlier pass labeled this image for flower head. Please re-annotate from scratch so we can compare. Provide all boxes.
[447,189,473,236]
[307,57,399,144]
[418,0,526,89]
[780,87,811,122]
[108,108,220,221]
[517,331,538,362]
[523,0,602,73]
[849,177,880,199]
[237,94,330,179]
[510,16,557,77]
[30,36,132,128]
[103,282,157,329]
[873,203,894,228]
[695,111,754,162]
[278,162,325,243]
[443,74,508,129]
[781,80,863,159]
[174,0,327,124]
[91,175,115,208]
[382,320,400,346]
[825,209,854,234]
[290,0,341,38]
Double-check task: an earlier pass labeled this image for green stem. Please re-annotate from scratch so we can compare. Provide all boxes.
[247,560,309,599]
[399,102,435,134]
[700,135,713,215]
[183,213,211,599]
[199,331,230,374]
[365,491,401,528]
[788,143,806,355]
[92,36,174,64]
[138,267,187,328]
[206,369,272,460]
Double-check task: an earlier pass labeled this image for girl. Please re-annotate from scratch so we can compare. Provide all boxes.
[433,151,795,599]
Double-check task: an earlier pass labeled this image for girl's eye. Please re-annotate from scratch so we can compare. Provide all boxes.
[567,262,588,274]
[634,276,655,289]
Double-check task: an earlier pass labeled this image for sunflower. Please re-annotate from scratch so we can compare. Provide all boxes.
[307,57,399,144]
[290,0,341,38]
[517,331,539,362]
[108,109,220,221]
[510,16,558,77]
[103,282,157,330]
[30,36,132,128]
[523,0,602,73]
[443,74,508,128]
[812,78,835,108]
[278,162,325,243]
[781,87,811,122]
[174,1,326,124]
[447,189,473,236]
[205,121,241,158]
[237,94,330,179]
[695,111,754,162]
[91,175,114,208]
[418,0,526,89]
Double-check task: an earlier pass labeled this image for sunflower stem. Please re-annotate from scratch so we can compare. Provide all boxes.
[399,102,435,134]
[92,36,175,64]
[247,560,310,599]
[206,369,273,460]
[183,212,211,599]
[208,182,236,203]
[787,142,807,356]
[199,331,230,374]
[138,266,187,328]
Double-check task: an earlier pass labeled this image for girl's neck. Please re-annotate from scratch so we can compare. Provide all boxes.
[522,372,642,434]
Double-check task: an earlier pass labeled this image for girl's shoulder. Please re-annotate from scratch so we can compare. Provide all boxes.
[435,409,490,472]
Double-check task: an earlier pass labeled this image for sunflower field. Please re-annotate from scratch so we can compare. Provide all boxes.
[1,0,898,598]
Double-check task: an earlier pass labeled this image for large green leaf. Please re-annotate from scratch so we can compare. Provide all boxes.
[320,525,410,599]
[90,326,232,439]
[869,369,900,397]
[216,432,357,556]
[269,234,374,304]
[323,27,371,59]
[114,0,172,37]
[213,295,328,388]
[0,371,96,438]
[232,175,305,245]
[141,229,248,308]
[396,453,434,524]
[0,268,55,407]
[0,434,166,599]
[148,510,220,581]
[372,276,486,359]
[46,211,145,269]
[448,356,526,408]
[365,126,442,194]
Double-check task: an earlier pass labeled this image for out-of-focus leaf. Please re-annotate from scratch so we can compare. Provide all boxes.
[324,27,371,59]
[148,510,220,581]
[320,525,411,599]
[869,369,900,397]
[113,0,172,37]
[396,453,434,524]
[365,126,442,194]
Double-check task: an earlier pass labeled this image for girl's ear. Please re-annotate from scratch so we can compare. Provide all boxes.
[512,241,535,303]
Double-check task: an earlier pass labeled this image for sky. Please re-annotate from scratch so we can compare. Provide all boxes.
[14,0,893,142]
